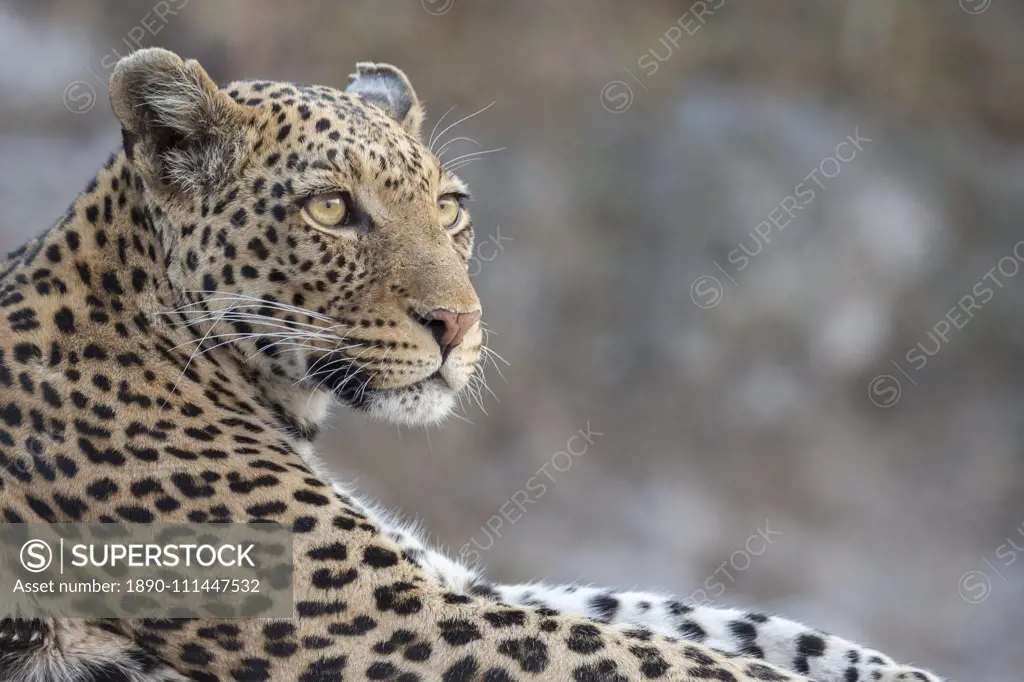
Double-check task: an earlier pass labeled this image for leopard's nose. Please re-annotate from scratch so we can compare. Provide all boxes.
[418,308,481,360]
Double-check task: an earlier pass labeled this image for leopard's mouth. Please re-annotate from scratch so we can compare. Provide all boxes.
[304,352,458,425]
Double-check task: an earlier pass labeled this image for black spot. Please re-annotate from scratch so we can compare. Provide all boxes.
[363,545,399,568]
[54,307,76,333]
[438,618,482,646]
[170,473,215,498]
[483,669,516,682]
[181,643,214,665]
[101,271,123,295]
[587,593,619,622]
[55,455,78,478]
[230,658,271,682]
[796,633,827,657]
[131,268,147,292]
[442,656,478,682]
[566,624,604,654]
[0,403,22,426]
[13,343,42,364]
[86,478,118,500]
[678,620,707,642]
[497,637,549,674]
[405,642,431,662]
[296,600,348,617]
[308,542,347,561]
[53,494,87,520]
[117,506,155,522]
[744,663,791,681]
[328,615,376,637]
[630,645,670,679]
[483,610,527,629]
[374,583,422,615]
[155,497,180,512]
[299,656,346,682]
[263,622,296,639]
[294,489,330,506]
[311,567,359,590]
[41,382,62,408]
[26,495,56,521]
[247,501,287,517]
[573,660,628,682]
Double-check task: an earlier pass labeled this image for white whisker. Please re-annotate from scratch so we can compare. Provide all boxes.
[432,102,496,157]
[442,146,506,170]
[428,105,458,152]
[436,136,481,159]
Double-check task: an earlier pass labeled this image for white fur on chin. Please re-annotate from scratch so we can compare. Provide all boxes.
[366,380,456,426]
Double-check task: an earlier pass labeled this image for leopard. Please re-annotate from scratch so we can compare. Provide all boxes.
[0,47,943,681]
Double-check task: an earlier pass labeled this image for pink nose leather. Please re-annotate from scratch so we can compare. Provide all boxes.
[421,308,481,352]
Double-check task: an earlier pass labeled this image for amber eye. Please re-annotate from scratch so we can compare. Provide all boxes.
[438,194,463,229]
[303,191,350,230]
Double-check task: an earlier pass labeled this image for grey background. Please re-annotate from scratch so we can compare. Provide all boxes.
[1,1,1022,679]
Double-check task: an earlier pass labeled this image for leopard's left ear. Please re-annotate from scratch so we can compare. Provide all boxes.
[109,48,246,195]
[346,63,424,138]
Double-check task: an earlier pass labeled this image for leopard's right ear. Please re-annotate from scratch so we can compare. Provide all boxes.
[109,48,245,194]
[346,62,425,139]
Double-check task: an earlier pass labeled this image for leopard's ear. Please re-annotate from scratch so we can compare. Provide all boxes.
[346,62,425,139]
[109,48,245,194]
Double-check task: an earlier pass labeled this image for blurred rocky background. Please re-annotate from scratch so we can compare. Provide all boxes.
[1,0,1022,678]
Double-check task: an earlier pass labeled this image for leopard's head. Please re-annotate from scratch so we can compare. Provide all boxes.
[110,48,483,425]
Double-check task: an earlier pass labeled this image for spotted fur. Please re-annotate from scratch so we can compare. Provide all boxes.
[0,48,940,682]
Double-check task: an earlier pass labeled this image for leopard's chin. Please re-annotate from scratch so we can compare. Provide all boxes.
[306,351,468,425]
[362,375,457,426]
